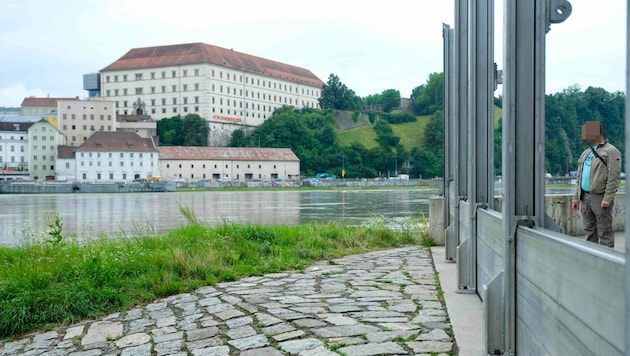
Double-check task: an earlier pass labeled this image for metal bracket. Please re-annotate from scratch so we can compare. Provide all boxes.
[547,0,572,32]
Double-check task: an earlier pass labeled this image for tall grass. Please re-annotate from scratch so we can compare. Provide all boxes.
[0,208,430,339]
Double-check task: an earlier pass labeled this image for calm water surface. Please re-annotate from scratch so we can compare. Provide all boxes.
[0,189,437,246]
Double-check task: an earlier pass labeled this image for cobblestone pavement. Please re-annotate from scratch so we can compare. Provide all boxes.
[0,247,455,355]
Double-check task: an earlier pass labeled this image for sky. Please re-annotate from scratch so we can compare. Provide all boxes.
[0,0,626,108]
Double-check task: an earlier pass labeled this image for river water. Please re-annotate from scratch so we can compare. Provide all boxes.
[0,188,438,247]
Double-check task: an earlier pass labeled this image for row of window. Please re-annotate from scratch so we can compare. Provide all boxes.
[165,163,276,169]
[32,136,56,141]
[31,145,56,151]
[65,105,107,110]
[79,173,138,181]
[0,156,24,163]
[0,145,25,152]
[106,68,201,83]
[80,161,154,167]
[32,165,55,171]
[106,84,318,100]
[61,114,113,121]
[79,152,154,158]
[62,124,113,131]
[105,68,307,94]
[31,155,55,161]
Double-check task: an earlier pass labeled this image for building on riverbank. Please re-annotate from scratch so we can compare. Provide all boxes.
[158,146,300,182]
[98,42,324,146]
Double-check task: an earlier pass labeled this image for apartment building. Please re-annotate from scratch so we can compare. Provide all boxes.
[27,119,66,180]
[0,122,32,170]
[99,42,324,146]
[57,97,116,146]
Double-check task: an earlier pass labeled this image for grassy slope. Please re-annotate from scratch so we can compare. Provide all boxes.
[337,106,502,152]
[337,114,432,151]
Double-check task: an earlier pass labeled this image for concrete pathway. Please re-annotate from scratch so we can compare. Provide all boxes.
[0,247,457,355]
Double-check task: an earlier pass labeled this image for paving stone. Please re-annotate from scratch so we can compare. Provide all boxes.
[214,308,245,320]
[227,334,269,350]
[293,318,327,328]
[64,325,86,340]
[190,345,230,356]
[366,330,417,343]
[153,330,184,344]
[240,346,285,356]
[313,324,381,338]
[261,323,296,336]
[115,333,151,348]
[186,327,219,341]
[81,321,124,345]
[417,328,451,342]
[225,325,257,339]
[225,316,253,328]
[299,345,340,356]
[120,343,152,356]
[154,339,183,356]
[272,329,306,342]
[337,341,407,355]
[406,340,454,353]
[277,338,324,354]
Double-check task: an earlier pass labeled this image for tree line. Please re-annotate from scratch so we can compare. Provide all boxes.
[157,73,625,179]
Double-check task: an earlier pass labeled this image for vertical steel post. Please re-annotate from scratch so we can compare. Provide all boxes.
[625,0,630,352]
[501,0,571,353]
[443,24,458,261]
[464,0,495,293]
[454,0,470,291]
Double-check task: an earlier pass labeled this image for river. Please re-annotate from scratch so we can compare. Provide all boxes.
[0,188,438,247]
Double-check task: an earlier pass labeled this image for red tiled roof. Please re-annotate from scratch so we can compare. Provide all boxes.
[158,146,299,162]
[57,145,76,159]
[21,97,80,106]
[101,43,324,88]
[77,132,159,153]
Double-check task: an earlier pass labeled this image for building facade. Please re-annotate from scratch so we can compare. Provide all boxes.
[99,42,324,146]
[21,96,80,116]
[158,146,300,181]
[57,97,117,146]
[27,119,66,180]
[62,131,160,182]
[0,122,33,171]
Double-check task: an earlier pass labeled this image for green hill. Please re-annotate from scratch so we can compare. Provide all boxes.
[337,106,501,152]
[337,115,432,151]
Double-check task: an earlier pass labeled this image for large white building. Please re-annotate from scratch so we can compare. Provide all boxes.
[99,42,325,146]
[158,146,300,182]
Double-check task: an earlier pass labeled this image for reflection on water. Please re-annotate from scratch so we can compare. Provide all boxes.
[0,189,436,246]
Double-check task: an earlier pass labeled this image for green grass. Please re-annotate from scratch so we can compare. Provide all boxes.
[336,114,432,152]
[0,209,431,339]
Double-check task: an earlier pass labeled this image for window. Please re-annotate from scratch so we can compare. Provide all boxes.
[194,83,199,91]
[183,70,187,77]
[151,87,155,94]
[135,73,142,80]
[161,86,166,93]
[97,173,101,180]
[172,85,176,92]
[151,72,155,79]
[183,84,187,91]
[123,74,127,81]
[194,69,199,76]
[135,88,143,95]
[162,71,166,78]
[123,89,128,95]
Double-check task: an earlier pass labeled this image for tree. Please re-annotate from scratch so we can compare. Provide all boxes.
[414,72,444,115]
[318,74,362,110]
[230,129,248,147]
[181,113,209,146]
[381,89,401,113]
[156,116,184,146]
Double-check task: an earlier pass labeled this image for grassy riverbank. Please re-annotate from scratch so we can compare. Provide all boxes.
[0,209,430,340]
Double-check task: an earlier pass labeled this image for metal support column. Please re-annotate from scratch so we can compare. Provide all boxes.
[454,0,470,291]
[625,0,630,352]
[461,0,495,294]
[500,0,571,354]
[443,24,458,262]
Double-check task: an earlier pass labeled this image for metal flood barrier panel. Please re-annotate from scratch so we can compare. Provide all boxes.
[515,226,625,354]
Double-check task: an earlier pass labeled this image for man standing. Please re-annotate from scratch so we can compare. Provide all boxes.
[571,120,622,248]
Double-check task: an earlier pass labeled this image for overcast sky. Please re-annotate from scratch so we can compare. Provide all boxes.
[0,0,626,107]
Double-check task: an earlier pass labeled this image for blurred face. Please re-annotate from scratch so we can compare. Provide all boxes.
[582,121,601,145]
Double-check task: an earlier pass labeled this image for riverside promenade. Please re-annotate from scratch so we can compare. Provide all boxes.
[0,247,458,356]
